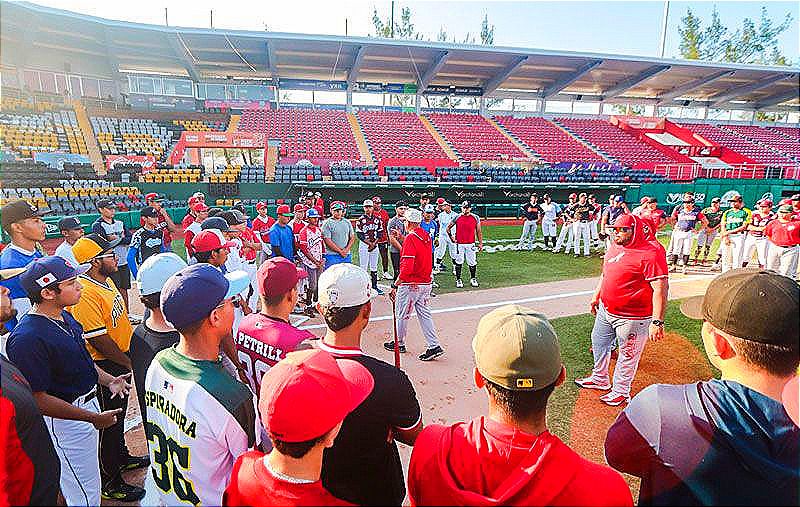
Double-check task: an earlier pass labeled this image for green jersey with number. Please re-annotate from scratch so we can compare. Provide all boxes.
[722,208,752,232]
[701,207,724,229]
[143,346,256,506]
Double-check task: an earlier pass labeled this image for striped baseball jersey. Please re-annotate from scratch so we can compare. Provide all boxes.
[69,275,133,360]
[143,347,256,506]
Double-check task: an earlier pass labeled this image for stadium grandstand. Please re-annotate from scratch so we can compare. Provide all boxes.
[0,0,798,225]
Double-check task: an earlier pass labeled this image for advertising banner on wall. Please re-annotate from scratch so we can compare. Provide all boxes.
[203,100,271,109]
[105,155,156,172]
[280,79,347,91]
[180,132,266,148]
[33,152,91,169]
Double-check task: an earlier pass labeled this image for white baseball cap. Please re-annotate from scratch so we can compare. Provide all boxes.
[362,199,374,207]
[318,264,377,309]
[136,253,188,296]
[423,204,435,213]
[405,208,423,223]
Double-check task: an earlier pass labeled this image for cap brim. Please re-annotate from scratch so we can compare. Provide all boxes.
[281,213,295,217]
[35,208,52,217]
[680,296,704,320]
[0,267,26,280]
[71,263,91,278]
[224,270,251,298]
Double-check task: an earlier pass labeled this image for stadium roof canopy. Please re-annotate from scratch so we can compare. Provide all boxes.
[2,1,798,111]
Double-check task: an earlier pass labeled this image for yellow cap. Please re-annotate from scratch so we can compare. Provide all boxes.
[72,236,104,264]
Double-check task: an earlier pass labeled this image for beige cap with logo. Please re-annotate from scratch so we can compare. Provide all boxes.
[472,304,562,391]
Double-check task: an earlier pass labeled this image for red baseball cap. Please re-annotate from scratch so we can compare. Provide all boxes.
[188,195,200,206]
[145,192,163,202]
[255,201,268,210]
[257,257,307,299]
[569,193,577,199]
[609,214,636,229]
[192,229,235,252]
[293,203,307,212]
[372,196,382,204]
[276,204,293,216]
[260,349,374,442]
[436,197,446,205]
[759,199,773,207]
[191,202,209,213]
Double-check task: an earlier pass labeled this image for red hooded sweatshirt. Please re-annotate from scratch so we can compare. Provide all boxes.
[408,416,633,507]
[397,227,433,285]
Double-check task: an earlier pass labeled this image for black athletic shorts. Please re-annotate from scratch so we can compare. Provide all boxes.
[110,263,132,290]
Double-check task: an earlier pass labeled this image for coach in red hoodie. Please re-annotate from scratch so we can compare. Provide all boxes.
[407,304,633,506]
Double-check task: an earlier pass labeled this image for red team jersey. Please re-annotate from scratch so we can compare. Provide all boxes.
[239,227,259,262]
[252,215,276,243]
[180,213,195,231]
[374,208,390,243]
[765,219,800,247]
[453,213,480,244]
[749,212,775,238]
[298,224,324,268]
[355,214,383,243]
[234,314,315,396]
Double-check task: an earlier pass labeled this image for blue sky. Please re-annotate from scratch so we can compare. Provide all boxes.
[31,1,800,63]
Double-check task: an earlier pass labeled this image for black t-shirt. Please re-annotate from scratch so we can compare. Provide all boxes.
[520,202,542,221]
[0,356,60,506]
[131,227,164,266]
[321,348,421,506]
[129,321,180,426]
[573,202,593,221]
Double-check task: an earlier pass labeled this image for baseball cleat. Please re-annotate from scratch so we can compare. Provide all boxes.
[574,377,612,390]
[455,279,464,288]
[470,278,479,287]
[600,392,630,406]
[383,271,393,280]
[101,481,146,502]
[383,341,406,353]
[419,346,444,361]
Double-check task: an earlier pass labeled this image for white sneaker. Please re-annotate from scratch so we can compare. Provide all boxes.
[383,271,393,280]
[432,280,439,288]
[470,278,479,287]
[455,279,464,288]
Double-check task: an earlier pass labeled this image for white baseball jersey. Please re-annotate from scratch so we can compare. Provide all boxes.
[143,347,256,506]
[540,202,560,222]
[437,210,459,237]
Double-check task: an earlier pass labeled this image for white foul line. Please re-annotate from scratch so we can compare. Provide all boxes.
[298,273,713,331]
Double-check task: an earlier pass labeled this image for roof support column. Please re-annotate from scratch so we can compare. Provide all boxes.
[479,97,487,116]
[415,93,421,114]
[346,89,353,113]
[536,98,545,114]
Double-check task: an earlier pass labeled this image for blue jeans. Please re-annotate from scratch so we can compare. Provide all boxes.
[589,301,651,397]
[324,253,352,269]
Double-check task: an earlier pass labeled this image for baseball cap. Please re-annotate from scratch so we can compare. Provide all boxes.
[395,200,408,209]
[1,200,50,229]
[232,202,248,214]
[569,193,578,200]
[58,216,83,231]
[362,199,374,207]
[136,253,188,296]
[420,193,429,199]
[220,210,247,226]
[639,197,649,204]
[314,192,321,198]
[305,191,315,199]
[423,204,435,214]
[72,234,120,264]
[293,203,307,213]
[682,192,695,202]
[472,305,562,391]
[609,214,636,229]
[19,256,90,298]
[257,257,308,299]
[330,201,345,211]
[727,192,742,201]
[680,268,799,347]
[201,217,234,232]
[96,198,115,209]
[192,229,236,253]
[461,200,471,208]
[187,196,201,207]
[140,206,159,218]
[208,207,224,217]
[778,204,794,214]
[406,208,423,223]
[711,197,721,203]
[646,196,658,203]
[436,197,446,205]
[161,263,250,330]
[0,267,26,281]
[372,196,382,204]
[260,349,374,442]
[192,191,205,200]
[614,196,625,203]
[191,202,210,213]
[256,201,268,210]
[145,192,164,202]
[758,199,773,207]
[306,208,321,219]
[276,204,294,217]
[318,263,377,309]
[791,193,800,201]
[579,192,587,199]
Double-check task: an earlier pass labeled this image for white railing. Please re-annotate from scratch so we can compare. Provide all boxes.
[653,163,800,181]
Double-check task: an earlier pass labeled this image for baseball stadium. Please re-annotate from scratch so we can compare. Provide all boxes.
[0,1,798,506]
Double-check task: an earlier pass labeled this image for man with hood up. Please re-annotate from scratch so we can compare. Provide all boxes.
[605,269,799,506]
[407,304,633,507]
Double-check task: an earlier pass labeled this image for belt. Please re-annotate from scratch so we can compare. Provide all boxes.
[579,220,590,223]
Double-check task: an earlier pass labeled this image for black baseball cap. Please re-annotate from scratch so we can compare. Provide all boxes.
[96,199,115,209]
[395,200,408,208]
[207,207,224,217]
[140,206,159,218]
[1,200,50,229]
[461,200,472,208]
[201,216,235,232]
[220,209,247,226]
[231,203,248,214]
[58,217,83,231]
[681,268,799,346]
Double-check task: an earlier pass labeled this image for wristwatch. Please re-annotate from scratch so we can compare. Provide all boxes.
[651,319,664,327]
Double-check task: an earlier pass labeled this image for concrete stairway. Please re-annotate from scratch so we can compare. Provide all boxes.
[265,145,278,181]
[418,114,460,162]
[550,119,614,163]
[72,100,105,175]
[485,116,542,162]
[227,114,240,133]
[347,113,375,166]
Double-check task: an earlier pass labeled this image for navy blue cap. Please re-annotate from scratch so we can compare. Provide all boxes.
[160,264,250,330]
[200,216,234,232]
[58,216,83,231]
[19,256,89,298]
[614,195,625,203]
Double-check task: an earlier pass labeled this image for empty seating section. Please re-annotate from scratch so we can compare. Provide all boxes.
[718,125,800,160]
[171,119,227,132]
[495,116,606,164]
[0,110,87,157]
[206,165,241,184]
[556,118,677,168]
[770,126,800,141]
[237,109,360,162]
[482,164,668,184]
[427,113,524,161]
[331,165,380,181]
[357,111,447,161]
[681,123,795,165]
[240,165,266,184]
[274,164,322,183]
[384,166,434,182]
[140,166,202,183]
[91,117,176,161]
[437,166,490,182]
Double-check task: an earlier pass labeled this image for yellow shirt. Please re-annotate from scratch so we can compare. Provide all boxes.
[69,275,133,360]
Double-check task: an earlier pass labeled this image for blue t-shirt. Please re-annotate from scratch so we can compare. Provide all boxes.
[7,312,99,403]
[269,223,295,262]
[419,220,439,251]
[0,244,42,330]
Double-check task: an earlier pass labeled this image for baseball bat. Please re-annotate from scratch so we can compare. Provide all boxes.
[391,297,400,369]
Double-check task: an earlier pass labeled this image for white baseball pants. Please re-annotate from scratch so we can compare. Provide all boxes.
[590,219,599,240]
[721,233,746,273]
[766,242,799,280]
[696,228,717,247]
[572,221,592,256]
[542,220,557,237]
[554,222,574,251]
[669,229,695,258]
[45,389,101,507]
[517,220,538,250]
[455,243,477,267]
[588,302,651,398]
[435,234,457,263]
[395,283,440,349]
[358,242,379,272]
[742,235,769,267]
